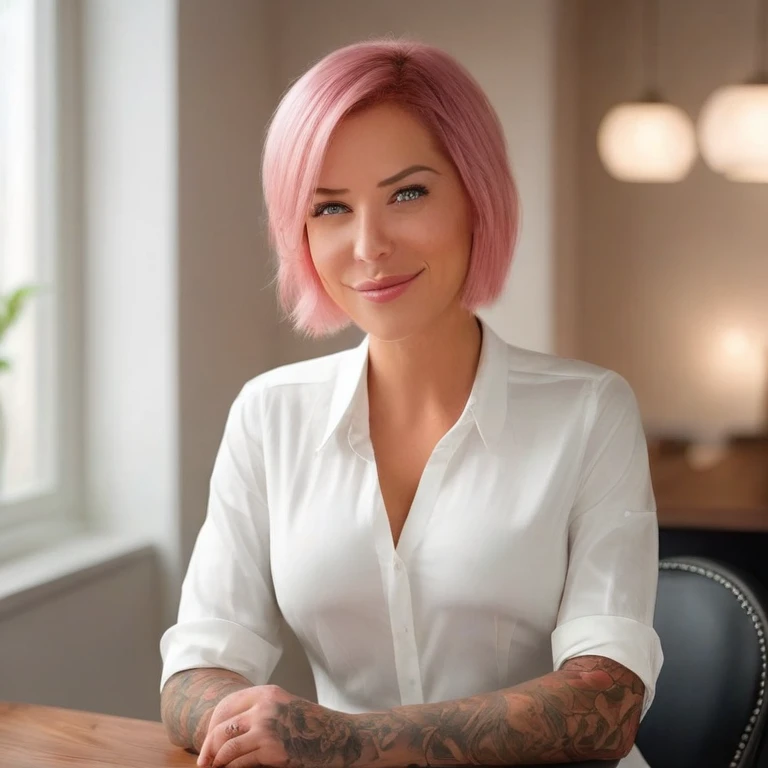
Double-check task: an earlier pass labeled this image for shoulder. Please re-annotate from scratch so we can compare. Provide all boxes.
[505,343,613,383]
[502,342,637,408]
[229,345,357,422]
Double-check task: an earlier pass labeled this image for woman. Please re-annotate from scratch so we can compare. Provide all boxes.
[160,39,662,768]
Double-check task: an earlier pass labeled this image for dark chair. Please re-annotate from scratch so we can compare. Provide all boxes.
[636,557,768,768]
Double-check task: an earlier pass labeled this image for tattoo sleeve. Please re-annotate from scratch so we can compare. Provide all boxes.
[160,668,251,752]
[271,655,644,768]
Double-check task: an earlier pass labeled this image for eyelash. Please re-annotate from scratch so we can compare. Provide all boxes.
[311,184,430,218]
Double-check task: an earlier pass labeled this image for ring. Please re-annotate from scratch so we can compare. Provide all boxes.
[225,722,241,737]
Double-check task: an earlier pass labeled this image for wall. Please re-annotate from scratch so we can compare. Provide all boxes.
[553,0,581,359]
[176,0,278,579]
[576,0,768,438]
[0,546,161,720]
[269,0,561,363]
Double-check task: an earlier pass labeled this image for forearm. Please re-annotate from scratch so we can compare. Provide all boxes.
[273,656,643,768]
[160,668,251,752]
[378,656,643,765]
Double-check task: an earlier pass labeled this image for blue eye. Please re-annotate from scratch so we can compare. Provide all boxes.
[312,202,348,217]
[311,184,429,218]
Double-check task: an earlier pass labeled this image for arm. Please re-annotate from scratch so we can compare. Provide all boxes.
[159,384,284,748]
[160,668,252,752]
[270,655,642,767]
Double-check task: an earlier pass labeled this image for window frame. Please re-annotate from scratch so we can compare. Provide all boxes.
[0,0,85,560]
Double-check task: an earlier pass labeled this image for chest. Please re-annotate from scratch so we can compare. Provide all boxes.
[370,420,448,548]
[270,433,571,640]
[268,416,575,634]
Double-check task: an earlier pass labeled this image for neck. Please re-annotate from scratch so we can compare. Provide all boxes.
[366,308,483,426]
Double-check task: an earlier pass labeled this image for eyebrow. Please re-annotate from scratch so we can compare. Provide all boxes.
[314,164,440,195]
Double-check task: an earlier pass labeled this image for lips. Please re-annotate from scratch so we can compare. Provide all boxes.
[353,271,423,291]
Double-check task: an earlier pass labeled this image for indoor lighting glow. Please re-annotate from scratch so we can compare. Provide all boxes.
[597,101,697,182]
[720,328,753,358]
[698,84,768,182]
[698,0,768,182]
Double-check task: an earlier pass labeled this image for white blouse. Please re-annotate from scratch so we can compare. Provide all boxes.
[160,318,663,768]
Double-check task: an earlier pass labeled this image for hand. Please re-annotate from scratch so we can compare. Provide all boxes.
[196,684,361,768]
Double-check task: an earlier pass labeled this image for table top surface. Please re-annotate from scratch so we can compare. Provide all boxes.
[0,701,617,768]
[0,701,196,767]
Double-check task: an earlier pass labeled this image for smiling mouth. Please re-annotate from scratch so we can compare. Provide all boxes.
[353,270,424,292]
[353,270,424,302]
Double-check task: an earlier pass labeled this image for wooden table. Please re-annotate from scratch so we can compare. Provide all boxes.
[0,701,617,768]
[649,439,768,532]
[0,702,196,767]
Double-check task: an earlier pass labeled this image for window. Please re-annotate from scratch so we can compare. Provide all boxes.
[0,0,82,556]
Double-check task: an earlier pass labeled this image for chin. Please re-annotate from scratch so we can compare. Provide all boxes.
[350,309,436,343]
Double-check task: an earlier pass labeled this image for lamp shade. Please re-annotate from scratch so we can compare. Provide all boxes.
[698,84,768,182]
[597,101,697,182]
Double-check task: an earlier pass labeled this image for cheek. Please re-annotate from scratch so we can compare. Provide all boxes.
[399,210,450,253]
[409,207,472,272]
[306,226,347,280]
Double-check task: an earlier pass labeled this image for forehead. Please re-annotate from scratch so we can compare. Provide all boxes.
[318,102,442,180]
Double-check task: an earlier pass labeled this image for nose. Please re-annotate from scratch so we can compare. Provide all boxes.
[353,208,393,264]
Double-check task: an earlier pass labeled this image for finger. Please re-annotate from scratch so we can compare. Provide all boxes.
[201,692,252,763]
[211,732,261,768]
[198,724,223,767]
[198,718,248,767]
[198,731,213,767]
[219,749,263,768]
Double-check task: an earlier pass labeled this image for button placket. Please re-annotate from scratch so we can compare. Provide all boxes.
[386,559,424,705]
[395,420,473,564]
[379,420,473,706]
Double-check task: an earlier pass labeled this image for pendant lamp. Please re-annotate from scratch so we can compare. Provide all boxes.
[698,0,768,182]
[597,0,697,182]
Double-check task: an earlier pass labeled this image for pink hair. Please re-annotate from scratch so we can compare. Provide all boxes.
[262,38,520,338]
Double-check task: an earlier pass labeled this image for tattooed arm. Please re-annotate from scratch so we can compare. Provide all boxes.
[160,669,251,752]
[273,655,644,767]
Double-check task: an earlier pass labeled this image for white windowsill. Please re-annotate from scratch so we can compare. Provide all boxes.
[0,532,156,619]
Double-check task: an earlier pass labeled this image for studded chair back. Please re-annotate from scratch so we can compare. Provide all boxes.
[636,558,768,768]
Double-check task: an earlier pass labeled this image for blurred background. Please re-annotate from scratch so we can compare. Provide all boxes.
[0,0,766,723]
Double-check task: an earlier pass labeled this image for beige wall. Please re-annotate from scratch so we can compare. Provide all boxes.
[177,0,278,574]
[576,0,768,439]
[553,0,581,359]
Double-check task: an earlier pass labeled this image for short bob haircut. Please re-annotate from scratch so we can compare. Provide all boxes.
[262,38,519,338]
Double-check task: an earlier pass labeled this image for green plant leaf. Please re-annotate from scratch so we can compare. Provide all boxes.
[0,284,40,341]
[0,358,10,374]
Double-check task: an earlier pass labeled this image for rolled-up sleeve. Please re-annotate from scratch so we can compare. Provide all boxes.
[159,382,283,692]
[551,371,663,718]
